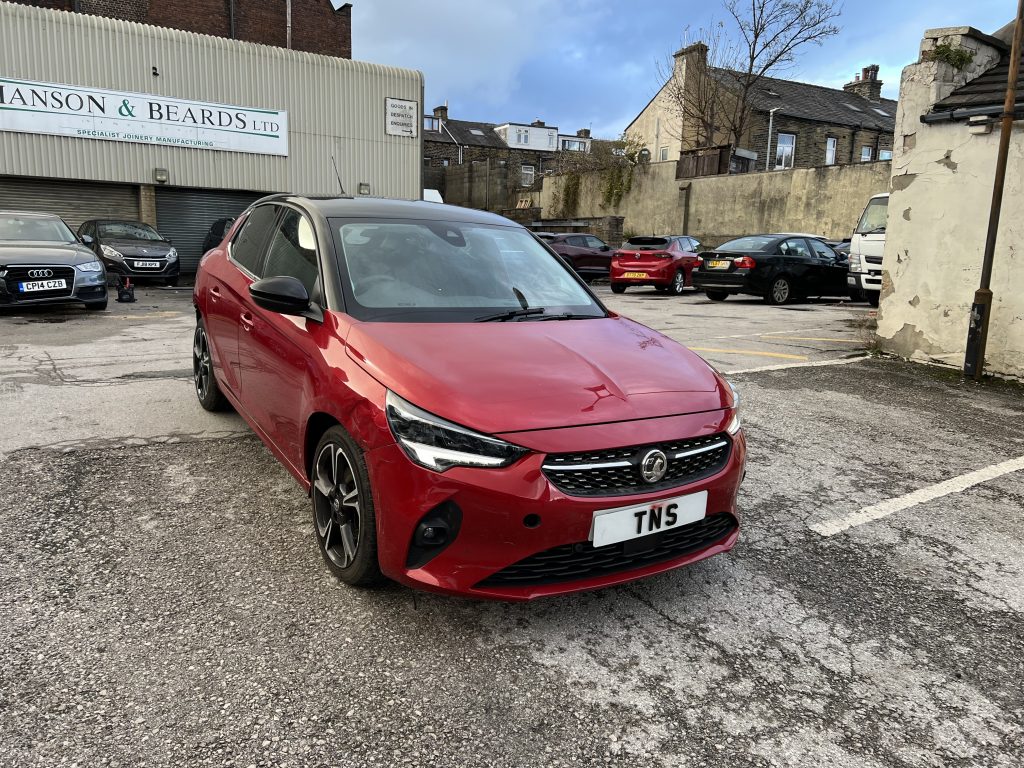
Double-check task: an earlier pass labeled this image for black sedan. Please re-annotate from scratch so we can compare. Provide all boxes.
[0,211,108,311]
[78,219,180,286]
[692,234,850,305]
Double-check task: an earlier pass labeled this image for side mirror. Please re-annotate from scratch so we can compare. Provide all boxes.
[249,275,316,318]
[81,234,94,245]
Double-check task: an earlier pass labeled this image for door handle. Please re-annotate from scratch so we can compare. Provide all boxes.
[210,286,221,302]
[240,312,254,332]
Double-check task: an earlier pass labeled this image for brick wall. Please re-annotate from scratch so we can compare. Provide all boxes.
[10,0,352,57]
[746,112,894,170]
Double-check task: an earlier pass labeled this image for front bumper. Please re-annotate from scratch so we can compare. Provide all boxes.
[847,270,881,293]
[365,410,746,600]
[0,268,107,307]
[103,256,179,281]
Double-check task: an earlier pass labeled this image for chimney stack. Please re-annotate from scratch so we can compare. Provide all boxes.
[531,119,546,127]
[432,104,448,121]
[843,64,882,102]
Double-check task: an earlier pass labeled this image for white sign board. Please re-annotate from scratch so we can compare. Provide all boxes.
[0,76,288,156]
[385,97,418,138]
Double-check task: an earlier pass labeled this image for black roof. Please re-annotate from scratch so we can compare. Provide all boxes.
[710,69,898,131]
[257,194,519,226]
[930,47,1023,118]
[424,118,507,149]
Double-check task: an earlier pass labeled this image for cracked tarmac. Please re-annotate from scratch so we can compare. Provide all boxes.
[1,286,1022,767]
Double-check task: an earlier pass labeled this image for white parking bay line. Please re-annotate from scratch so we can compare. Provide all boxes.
[812,454,1024,537]
[727,356,867,375]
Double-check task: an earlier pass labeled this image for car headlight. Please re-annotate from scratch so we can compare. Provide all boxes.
[75,261,104,273]
[848,253,861,270]
[166,247,178,263]
[385,391,528,472]
[726,380,742,435]
[101,244,123,260]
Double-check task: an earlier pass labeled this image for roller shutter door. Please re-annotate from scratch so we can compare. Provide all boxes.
[155,187,264,273]
[0,176,139,231]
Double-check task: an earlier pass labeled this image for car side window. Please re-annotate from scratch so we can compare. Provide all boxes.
[780,238,811,258]
[263,208,321,298]
[810,239,834,260]
[567,236,587,247]
[230,205,279,277]
[584,236,606,249]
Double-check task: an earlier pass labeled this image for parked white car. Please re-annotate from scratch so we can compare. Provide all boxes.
[847,193,888,306]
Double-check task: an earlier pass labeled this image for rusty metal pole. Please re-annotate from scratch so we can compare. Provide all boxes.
[965,0,1024,379]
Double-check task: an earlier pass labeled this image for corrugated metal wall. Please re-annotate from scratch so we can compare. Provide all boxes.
[155,187,264,272]
[0,176,139,230]
[0,2,423,200]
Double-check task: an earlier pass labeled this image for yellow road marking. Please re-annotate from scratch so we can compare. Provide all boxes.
[688,347,809,360]
[760,336,864,343]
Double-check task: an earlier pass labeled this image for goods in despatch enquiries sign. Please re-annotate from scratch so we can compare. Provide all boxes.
[0,76,288,156]
[385,97,417,137]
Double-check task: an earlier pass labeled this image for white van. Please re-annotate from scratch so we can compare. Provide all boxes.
[847,193,888,306]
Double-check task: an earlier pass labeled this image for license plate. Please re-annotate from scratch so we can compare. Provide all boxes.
[133,260,160,268]
[708,260,730,269]
[18,279,67,292]
[622,271,647,278]
[590,490,707,548]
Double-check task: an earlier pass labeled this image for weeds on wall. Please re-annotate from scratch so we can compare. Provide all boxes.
[601,165,634,209]
[926,42,975,71]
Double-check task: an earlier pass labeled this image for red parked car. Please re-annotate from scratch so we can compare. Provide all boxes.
[192,196,745,600]
[610,235,702,295]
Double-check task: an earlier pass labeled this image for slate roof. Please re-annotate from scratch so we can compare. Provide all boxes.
[929,48,1023,118]
[423,118,507,149]
[710,69,898,132]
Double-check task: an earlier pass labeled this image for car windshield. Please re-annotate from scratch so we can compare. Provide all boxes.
[624,237,670,250]
[856,198,888,234]
[717,236,775,252]
[0,214,76,243]
[333,219,605,322]
[97,222,163,241]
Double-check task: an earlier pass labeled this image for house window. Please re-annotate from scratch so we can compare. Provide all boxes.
[879,149,893,161]
[516,128,530,145]
[521,164,535,186]
[548,132,556,148]
[775,133,796,169]
[423,117,440,132]
[659,147,669,162]
[825,137,837,165]
[861,146,873,162]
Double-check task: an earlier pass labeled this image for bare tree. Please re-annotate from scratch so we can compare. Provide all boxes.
[660,0,841,153]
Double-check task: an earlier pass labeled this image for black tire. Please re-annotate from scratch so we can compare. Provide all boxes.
[670,270,686,295]
[311,425,382,587]
[866,291,880,307]
[849,288,866,303]
[85,300,108,311]
[610,284,627,294]
[705,289,729,302]
[765,276,793,305]
[193,317,229,412]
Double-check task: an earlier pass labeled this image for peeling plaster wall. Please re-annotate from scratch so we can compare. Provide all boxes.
[877,28,1024,379]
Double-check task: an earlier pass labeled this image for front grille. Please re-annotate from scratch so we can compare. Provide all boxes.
[3,265,75,301]
[543,433,730,497]
[477,512,738,588]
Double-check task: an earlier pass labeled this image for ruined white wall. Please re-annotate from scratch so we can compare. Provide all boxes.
[877,27,1024,378]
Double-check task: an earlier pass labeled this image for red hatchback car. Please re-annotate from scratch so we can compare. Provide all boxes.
[192,196,745,600]
[610,235,702,295]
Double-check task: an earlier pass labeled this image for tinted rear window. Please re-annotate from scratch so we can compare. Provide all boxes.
[716,236,775,252]
[624,237,670,249]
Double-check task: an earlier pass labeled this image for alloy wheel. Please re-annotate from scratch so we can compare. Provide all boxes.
[672,271,685,294]
[193,326,213,400]
[313,442,362,569]
[772,278,790,304]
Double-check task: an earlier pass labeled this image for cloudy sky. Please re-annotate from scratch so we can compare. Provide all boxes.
[352,0,1011,139]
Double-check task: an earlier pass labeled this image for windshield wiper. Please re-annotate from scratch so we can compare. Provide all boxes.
[860,226,886,234]
[474,307,546,322]
[532,312,603,321]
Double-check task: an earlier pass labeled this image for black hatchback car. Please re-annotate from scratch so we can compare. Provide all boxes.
[78,219,180,286]
[692,234,849,305]
[0,211,108,311]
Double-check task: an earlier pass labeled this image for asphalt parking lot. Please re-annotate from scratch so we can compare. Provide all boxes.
[2,285,1022,767]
